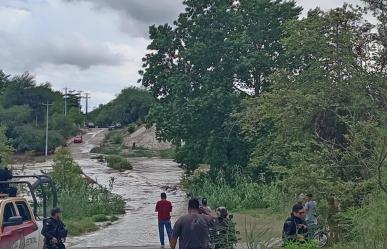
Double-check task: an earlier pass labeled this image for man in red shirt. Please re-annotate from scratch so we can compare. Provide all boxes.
[155,192,173,247]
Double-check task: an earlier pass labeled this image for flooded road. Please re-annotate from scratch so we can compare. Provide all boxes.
[14,129,187,248]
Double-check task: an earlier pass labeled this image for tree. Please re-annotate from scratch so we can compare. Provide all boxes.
[90,87,153,127]
[362,0,387,75]
[140,0,301,173]
[0,126,12,167]
[238,6,387,204]
[0,70,9,96]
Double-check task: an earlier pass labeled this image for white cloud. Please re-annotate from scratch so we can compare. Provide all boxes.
[0,0,374,108]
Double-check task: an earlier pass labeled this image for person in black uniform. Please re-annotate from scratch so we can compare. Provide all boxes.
[0,166,17,197]
[282,203,308,244]
[42,207,68,249]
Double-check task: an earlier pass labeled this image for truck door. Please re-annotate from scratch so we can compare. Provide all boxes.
[15,201,39,249]
[0,202,23,249]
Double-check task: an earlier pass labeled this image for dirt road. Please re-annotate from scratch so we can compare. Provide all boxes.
[14,128,187,248]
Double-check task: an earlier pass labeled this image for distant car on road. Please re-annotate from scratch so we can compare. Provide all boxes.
[108,125,115,131]
[115,122,122,129]
[87,122,95,128]
[74,135,83,143]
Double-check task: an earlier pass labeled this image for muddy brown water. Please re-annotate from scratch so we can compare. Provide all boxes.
[11,129,187,248]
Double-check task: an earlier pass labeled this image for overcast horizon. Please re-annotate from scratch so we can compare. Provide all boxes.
[0,0,363,111]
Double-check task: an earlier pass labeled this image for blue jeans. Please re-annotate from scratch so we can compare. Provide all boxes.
[158,220,173,246]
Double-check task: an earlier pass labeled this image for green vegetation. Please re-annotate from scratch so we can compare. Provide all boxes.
[92,214,109,222]
[51,149,125,235]
[127,123,136,134]
[186,173,288,212]
[141,0,387,247]
[66,218,98,236]
[0,71,82,154]
[0,126,12,167]
[159,148,176,159]
[90,87,153,127]
[105,155,132,171]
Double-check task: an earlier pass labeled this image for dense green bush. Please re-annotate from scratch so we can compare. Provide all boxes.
[330,193,387,249]
[159,148,176,159]
[127,123,136,134]
[105,155,132,171]
[90,87,153,127]
[186,172,289,212]
[11,125,65,153]
[111,134,123,145]
[0,126,12,166]
[0,71,81,153]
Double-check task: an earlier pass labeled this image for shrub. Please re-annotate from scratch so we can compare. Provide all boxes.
[111,134,123,144]
[66,218,98,236]
[186,172,289,212]
[330,192,387,249]
[283,241,318,249]
[127,123,136,134]
[92,214,109,222]
[105,155,132,171]
[159,148,176,159]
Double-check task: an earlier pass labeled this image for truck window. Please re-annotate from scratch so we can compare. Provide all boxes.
[3,203,16,222]
[16,201,31,221]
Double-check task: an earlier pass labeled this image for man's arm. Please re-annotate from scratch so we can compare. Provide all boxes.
[155,201,159,212]
[171,218,181,249]
[170,236,178,249]
[282,220,295,241]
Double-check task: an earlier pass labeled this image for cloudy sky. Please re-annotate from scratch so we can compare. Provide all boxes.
[0,0,363,110]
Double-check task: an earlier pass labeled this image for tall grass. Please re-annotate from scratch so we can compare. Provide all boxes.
[330,192,387,249]
[185,172,289,212]
[51,149,125,235]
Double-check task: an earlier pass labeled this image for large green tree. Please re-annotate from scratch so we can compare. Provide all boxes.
[238,6,387,204]
[90,87,153,127]
[0,71,81,153]
[140,0,301,173]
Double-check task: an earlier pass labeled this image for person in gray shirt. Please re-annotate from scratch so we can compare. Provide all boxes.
[171,198,214,249]
[304,193,317,226]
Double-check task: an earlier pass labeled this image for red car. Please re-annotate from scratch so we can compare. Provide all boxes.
[74,135,83,143]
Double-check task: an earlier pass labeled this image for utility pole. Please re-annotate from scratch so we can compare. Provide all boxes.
[78,91,83,114]
[42,101,53,160]
[64,87,68,116]
[84,93,90,125]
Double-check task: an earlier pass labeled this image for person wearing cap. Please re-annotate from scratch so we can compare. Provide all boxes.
[282,204,308,244]
[41,207,68,249]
